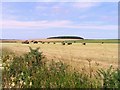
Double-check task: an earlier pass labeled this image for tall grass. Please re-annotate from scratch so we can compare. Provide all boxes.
[2,47,120,88]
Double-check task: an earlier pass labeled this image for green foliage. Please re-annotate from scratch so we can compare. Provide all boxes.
[2,47,120,88]
[2,47,45,88]
[2,47,90,88]
[97,66,120,88]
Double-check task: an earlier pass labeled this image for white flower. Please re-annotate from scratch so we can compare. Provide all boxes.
[8,63,10,67]
[21,72,24,75]
[20,80,23,85]
[29,82,32,86]
[28,76,30,79]
[11,82,15,87]
[11,76,14,81]
[24,82,26,85]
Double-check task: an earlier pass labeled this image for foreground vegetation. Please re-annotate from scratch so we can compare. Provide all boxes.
[2,47,120,88]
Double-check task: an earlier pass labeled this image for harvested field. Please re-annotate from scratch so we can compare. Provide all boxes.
[1,42,118,71]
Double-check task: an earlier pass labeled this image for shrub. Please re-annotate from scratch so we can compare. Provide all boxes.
[2,47,44,88]
[2,47,120,88]
[97,66,120,88]
[2,47,91,88]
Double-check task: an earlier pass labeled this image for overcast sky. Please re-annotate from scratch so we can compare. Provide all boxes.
[1,2,118,40]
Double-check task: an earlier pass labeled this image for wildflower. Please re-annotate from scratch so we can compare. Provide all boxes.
[29,82,32,86]
[9,83,11,85]
[11,76,14,81]
[7,63,10,67]
[28,76,30,79]
[11,82,15,87]
[20,80,23,85]
[24,82,26,85]
[21,72,24,75]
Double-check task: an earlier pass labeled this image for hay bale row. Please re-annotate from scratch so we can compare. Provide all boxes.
[22,41,85,45]
[22,40,104,45]
[67,42,72,45]
[22,40,29,44]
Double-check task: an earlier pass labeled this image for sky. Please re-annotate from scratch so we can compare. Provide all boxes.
[1,1,118,40]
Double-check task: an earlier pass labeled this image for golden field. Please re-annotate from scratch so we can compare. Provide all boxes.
[1,42,118,71]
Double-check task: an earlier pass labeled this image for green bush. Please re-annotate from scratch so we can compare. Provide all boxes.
[97,66,120,88]
[2,47,90,88]
[2,47,120,88]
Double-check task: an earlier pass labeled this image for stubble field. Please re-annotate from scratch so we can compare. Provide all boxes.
[1,42,118,71]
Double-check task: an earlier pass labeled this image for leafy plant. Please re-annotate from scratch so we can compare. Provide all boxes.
[97,65,119,88]
[2,47,120,88]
